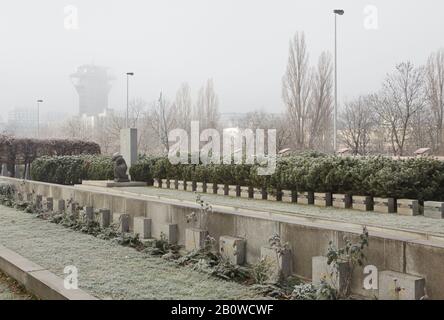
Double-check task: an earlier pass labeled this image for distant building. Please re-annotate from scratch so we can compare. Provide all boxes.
[70,64,114,116]
[7,107,37,136]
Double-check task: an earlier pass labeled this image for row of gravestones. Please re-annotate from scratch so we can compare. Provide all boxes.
[156,179,444,219]
[29,192,427,300]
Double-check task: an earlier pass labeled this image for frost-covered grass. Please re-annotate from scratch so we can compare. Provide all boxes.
[0,205,259,300]
[119,187,444,236]
[0,271,34,300]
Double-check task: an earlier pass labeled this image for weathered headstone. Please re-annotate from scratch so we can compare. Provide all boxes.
[57,199,65,213]
[378,270,426,300]
[133,217,151,239]
[314,192,333,207]
[297,192,315,205]
[332,194,352,209]
[160,223,178,244]
[99,209,111,228]
[373,197,397,214]
[46,197,53,212]
[352,195,374,211]
[397,199,420,216]
[84,206,94,222]
[185,228,208,251]
[260,246,292,281]
[312,256,349,293]
[219,236,246,265]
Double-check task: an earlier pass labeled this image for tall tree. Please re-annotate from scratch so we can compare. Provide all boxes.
[194,79,220,129]
[426,49,444,153]
[174,83,193,133]
[282,32,312,150]
[371,62,426,156]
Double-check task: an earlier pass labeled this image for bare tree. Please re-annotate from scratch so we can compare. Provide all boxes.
[194,79,220,129]
[308,51,333,151]
[282,32,312,150]
[426,49,444,153]
[340,95,374,155]
[371,62,426,156]
[150,93,177,153]
[174,83,193,132]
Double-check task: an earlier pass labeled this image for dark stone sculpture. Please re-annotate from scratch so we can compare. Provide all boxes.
[112,153,130,182]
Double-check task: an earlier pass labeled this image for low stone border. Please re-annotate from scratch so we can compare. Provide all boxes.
[0,245,97,300]
[156,179,427,217]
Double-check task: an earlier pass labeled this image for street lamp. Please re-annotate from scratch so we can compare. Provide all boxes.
[126,72,134,128]
[333,9,344,153]
[36,99,43,138]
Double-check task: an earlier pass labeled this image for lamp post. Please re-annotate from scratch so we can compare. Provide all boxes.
[126,72,134,128]
[333,9,344,153]
[36,99,43,138]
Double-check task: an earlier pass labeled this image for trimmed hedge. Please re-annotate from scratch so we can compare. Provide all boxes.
[131,154,444,201]
[29,153,444,201]
[30,155,113,185]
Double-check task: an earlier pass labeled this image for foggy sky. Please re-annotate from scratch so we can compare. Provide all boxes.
[0,0,443,120]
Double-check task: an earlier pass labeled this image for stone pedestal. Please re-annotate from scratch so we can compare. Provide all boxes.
[56,199,65,213]
[35,195,42,210]
[260,246,292,281]
[379,270,426,300]
[113,213,130,232]
[297,192,314,205]
[219,236,246,265]
[397,199,420,216]
[424,201,444,219]
[282,190,292,203]
[373,197,397,214]
[314,192,332,207]
[352,195,374,211]
[45,197,53,212]
[133,217,151,239]
[185,228,209,251]
[332,194,352,209]
[120,128,137,177]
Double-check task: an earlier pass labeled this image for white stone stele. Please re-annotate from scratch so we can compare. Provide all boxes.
[378,270,426,300]
[312,256,349,293]
[253,188,262,200]
[228,185,237,197]
[120,128,138,176]
[352,195,374,211]
[219,235,246,265]
[217,184,225,196]
[314,193,332,207]
[260,246,292,281]
[240,186,250,198]
[133,217,152,239]
[185,228,209,251]
[424,201,444,219]
[373,197,396,214]
[196,182,204,193]
[160,223,178,244]
[177,180,185,191]
[297,192,314,205]
[80,180,146,188]
[281,190,292,203]
[396,199,420,216]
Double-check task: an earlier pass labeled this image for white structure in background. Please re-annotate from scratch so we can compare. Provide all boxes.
[7,107,38,137]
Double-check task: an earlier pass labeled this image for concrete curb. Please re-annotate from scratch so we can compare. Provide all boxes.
[0,245,98,300]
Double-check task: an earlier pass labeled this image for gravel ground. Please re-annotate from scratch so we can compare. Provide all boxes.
[0,271,34,300]
[0,205,259,300]
[119,186,444,236]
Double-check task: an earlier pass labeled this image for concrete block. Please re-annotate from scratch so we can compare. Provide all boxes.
[160,223,178,244]
[379,270,426,300]
[26,193,33,202]
[312,256,349,293]
[206,183,216,194]
[133,217,151,239]
[228,185,238,197]
[297,192,314,205]
[352,195,374,211]
[397,199,420,216]
[373,197,397,214]
[153,179,160,188]
[161,179,168,189]
[99,209,111,228]
[45,197,53,212]
[260,246,292,280]
[196,182,204,193]
[424,201,444,219]
[314,192,332,207]
[113,213,130,232]
[282,190,292,203]
[35,195,42,210]
[219,236,246,265]
[177,180,185,191]
[217,184,226,196]
[240,186,249,198]
[84,206,94,222]
[253,188,262,200]
[185,228,209,251]
[56,199,65,213]
[332,194,352,209]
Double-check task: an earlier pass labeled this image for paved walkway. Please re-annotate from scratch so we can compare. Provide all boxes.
[0,205,258,300]
[116,186,444,237]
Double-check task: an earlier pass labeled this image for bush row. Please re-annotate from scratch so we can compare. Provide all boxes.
[30,155,113,185]
[130,154,444,201]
